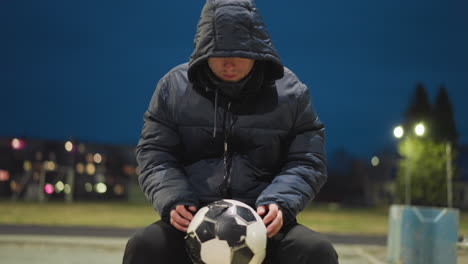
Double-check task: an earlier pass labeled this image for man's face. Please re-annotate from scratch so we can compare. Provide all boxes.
[207,57,255,82]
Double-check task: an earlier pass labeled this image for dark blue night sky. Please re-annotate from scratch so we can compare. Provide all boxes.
[1,0,467,159]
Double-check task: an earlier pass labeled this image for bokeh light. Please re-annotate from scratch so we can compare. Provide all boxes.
[55,181,65,193]
[113,184,125,195]
[393,126,404,139]
[10,181,18,192]
[415,123,425,136]
[11,138,25,150]
[76,163,85,174]
[23,161,32,171]
[371,156,380,167]
[65,141,73,152]
[84,182,93,192]
[78,144,85,154]
[93,153,102,164]
[45,161,56,171]
[86,163,96,175]
[0,170,10,181]
[94,183,107,194]
[44,183,54,195]
[64,184,71,194]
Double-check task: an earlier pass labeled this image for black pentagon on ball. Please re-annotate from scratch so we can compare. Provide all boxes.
[205,201,231,220]
[211,200,233,207]
[195,220,216,242]
[235,205,256,223]
[215,214,247,247]
[232,245,255,264]
[185,232,205,264]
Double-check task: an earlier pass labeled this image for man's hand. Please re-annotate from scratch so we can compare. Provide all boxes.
[170,205,197,232]
[257,204,283,238]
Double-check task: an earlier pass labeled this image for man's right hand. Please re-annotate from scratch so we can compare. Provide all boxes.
[170,205,197,232]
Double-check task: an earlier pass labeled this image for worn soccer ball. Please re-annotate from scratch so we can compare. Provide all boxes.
[185,199,267,264]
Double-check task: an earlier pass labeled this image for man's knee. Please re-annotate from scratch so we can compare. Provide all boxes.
[125,228,160,259]
[123,221,191,264]
[306,236,338,263]
[285,225,338,263]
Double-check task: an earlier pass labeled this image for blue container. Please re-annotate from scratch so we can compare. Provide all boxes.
[387,205,459,264]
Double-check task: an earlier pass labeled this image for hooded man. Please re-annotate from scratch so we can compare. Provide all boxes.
[123,0,338,263]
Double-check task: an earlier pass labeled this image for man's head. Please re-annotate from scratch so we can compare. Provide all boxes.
[188,0,284,84]
[207,57,255,82]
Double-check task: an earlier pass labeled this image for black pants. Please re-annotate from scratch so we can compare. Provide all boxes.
[123,220,339,264]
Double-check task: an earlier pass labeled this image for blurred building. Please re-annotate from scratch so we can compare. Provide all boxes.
[0,137,138,202]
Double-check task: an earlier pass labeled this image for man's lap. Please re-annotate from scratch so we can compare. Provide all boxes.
[123,220,338,264]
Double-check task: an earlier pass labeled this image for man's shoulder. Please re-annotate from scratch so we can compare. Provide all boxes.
[275,66,308,96]
[160,62,190,85]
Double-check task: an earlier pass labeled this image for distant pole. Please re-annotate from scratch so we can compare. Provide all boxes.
[446,142,453,208]
[64,140,75,203]
[65,167,75,203]
[38,165,46,203]
[405,158,411,205]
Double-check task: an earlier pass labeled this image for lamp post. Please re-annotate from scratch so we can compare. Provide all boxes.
[446,142,453,208]
[393,123,425,205]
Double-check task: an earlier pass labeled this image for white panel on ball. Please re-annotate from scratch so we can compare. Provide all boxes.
[201,238,232,264]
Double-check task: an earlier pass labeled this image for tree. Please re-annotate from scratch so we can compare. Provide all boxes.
[395,83,458,206]
[403,83,432,136]
[432,85,458,144]
[396,136,448,206]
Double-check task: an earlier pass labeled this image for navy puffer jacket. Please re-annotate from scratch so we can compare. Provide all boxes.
[137,0,327,225]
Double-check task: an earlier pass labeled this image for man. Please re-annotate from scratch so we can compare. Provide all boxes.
[123,0,338,263]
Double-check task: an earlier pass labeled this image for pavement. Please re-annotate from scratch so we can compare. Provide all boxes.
[0,225,467,264]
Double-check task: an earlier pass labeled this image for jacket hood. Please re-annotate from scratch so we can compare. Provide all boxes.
[188,0,284,84]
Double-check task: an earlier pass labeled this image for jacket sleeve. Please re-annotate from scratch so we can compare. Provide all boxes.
[255,84,327,226]
[136,76,199,223]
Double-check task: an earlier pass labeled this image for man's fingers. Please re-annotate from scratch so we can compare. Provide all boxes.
[188,206,197,213]
[170,210,190,227]
[170,218,188,232]
[262,205,278,226]
[256,205,266,216]
[266,210,283,238]
[176,205,194,221]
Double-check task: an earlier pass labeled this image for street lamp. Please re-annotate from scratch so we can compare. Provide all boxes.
[414,123,425,136]
[393,126,404,139]
[393,123,425,205]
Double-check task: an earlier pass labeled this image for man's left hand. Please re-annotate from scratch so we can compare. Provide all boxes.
[256,204,283,238]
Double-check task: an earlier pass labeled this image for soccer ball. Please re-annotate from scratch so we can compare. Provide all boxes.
[185,199,267,264]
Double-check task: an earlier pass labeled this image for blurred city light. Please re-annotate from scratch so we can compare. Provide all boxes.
[23,161,32,171]
[94,183,107,194]
[84,182,93,192]
[113,184,125,195]
[86,163,96,175]
[93,153,102,164]
[55,181,65,193]
[11,138,25,150]
[45,161,56,171]
[65,141,73,152]
[64,184,71,194]
[76,163,85,174]
[393,126,404,139]
[44,184,54,195]
[415,123,425,136]
[78,144,85,154]
[10,181,18,192]
[0,170,10,181]
[371,156,380,167]
[86,153,93,163]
